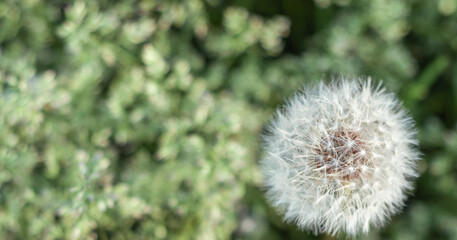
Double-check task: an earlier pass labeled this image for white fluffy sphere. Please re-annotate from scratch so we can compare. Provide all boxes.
[261,78,421,236]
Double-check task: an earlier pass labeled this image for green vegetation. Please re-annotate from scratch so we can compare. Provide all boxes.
[0,0,456,239]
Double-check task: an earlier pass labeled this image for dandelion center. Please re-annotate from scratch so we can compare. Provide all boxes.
[314,129,368,181]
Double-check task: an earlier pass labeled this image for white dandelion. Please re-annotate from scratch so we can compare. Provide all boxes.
[261,77,420,236]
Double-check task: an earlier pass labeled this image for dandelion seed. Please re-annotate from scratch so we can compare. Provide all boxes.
[261,77,421,236]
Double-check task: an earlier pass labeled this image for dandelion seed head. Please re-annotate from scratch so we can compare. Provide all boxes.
[261,77,420,236]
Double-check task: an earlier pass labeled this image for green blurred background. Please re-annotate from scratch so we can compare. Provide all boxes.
[1,0,457,239]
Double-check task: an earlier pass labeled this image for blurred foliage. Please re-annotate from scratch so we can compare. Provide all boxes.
[0,0,456,239]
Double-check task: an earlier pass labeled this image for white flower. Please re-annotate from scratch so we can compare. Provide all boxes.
[261,77,421,236]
